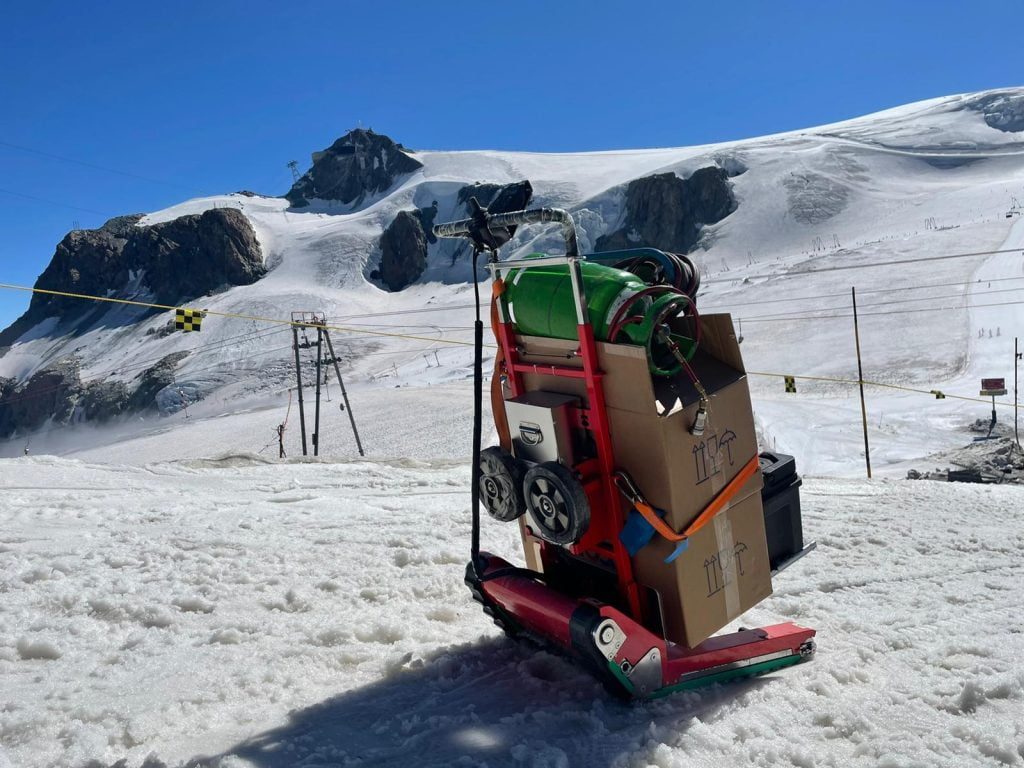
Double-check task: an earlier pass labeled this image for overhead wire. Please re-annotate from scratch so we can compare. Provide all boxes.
[742,297,1024,323]
[700,274,1024,311]
[711,246,1024,284]
[0,187,114,217]
[0,282,484,349]
[0,139,206,194]
[736,286,1024,321]
[747,370,1014,409]
[0,326,293,408]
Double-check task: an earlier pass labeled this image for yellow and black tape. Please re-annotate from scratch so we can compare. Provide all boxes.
[175,308,205,332]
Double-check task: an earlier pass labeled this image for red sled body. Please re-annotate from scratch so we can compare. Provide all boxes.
[468,553,814,699]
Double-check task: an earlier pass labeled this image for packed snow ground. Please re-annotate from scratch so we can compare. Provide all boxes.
[1,456,1023,768]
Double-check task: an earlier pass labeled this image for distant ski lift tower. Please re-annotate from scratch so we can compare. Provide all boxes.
[287,160,301,182]
[289,311,364,458]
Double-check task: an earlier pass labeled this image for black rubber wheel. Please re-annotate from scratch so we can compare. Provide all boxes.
[479,446,527,522]
[523,462,590,546]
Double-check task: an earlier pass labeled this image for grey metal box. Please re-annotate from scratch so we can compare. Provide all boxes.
[503,391,578,465]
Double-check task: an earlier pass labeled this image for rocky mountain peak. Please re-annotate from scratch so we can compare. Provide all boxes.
[286,128,423,208]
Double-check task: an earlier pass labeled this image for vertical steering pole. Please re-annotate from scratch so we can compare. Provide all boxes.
[469,247,487,572]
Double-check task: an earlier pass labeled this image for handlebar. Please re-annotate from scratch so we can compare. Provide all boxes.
[432,204,580,259]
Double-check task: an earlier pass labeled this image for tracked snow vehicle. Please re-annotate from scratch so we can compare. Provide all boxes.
[434,200,815,699]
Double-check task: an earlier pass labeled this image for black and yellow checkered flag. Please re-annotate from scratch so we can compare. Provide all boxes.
[784,375,796,393]
[930,390,946,400]
[175,308,205,332]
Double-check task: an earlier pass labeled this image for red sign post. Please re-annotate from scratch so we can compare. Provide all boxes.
[981,378,1007,396]
[979,378,1006,440]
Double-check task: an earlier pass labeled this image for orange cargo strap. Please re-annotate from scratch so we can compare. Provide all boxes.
[630,455,760,543]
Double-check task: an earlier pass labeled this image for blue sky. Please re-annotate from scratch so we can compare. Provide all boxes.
[1,0,1021,329]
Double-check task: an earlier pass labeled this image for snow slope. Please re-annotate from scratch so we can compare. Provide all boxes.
[3,88,1024,472]
[1,456,1023,768]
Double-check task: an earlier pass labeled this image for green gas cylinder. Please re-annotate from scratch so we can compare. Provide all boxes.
[503,257,697,376]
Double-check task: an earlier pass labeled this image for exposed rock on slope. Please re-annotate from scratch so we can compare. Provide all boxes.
[375,211,428,292]
[0,209,263,347]
[456,180,533,215]
[0,351,191,438]
[964,90,1024,133]
[784,172,850,224]
[123,209,264,305]
[286,128,423,207]
[127,352,191,413]
[595,167,736,253]
[373,180,534,291]
[0,358,81,437]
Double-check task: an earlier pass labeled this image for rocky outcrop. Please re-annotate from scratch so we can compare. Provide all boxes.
[122,209,264,305]
[0,351,190,437]
[0,358,81,437]
[0,209,264,347]
[127,352,190,413]
[79,381,130,421]
[370,180,534,292]
[784,172,849,224]
[286,129,423,207]
[374,211,428,291]
[99,213,145,237]
[456,180,533,216]
[965,90,1024,133]
[595,168,736,254]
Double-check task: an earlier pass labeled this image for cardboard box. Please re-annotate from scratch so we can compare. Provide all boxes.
[504,313,772,647]
[634,490,773,647]
[509,314,761,531]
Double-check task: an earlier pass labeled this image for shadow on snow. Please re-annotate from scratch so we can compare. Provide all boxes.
[179,635,777,768]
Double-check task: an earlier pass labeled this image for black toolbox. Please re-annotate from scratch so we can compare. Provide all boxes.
[758,451,804,571]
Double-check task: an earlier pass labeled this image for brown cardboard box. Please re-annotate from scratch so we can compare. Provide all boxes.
[510,314,761,531]
[634,490,773,648]
[504,313,772,647]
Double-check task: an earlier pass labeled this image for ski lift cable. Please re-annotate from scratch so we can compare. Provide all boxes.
[0,282,484,348]
[741,297,1024,323]
[0,326,292,407]
[0,139,208,194]
[735,285,1024,321]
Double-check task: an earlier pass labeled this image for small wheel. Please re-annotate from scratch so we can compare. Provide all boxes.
[523,462,590,546]
[479,447,527,522]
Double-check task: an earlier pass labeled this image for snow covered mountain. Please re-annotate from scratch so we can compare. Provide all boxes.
[2,88,1024,471]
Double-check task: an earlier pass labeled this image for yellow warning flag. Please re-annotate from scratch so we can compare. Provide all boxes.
[175,308,205,332]
[784,375,796,393]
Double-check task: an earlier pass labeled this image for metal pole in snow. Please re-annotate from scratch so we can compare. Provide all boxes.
[292,326,308,456]
[313,326,323,457]
[1016,336,1021,448]
[324,331,365,457]
[852,287,872,478]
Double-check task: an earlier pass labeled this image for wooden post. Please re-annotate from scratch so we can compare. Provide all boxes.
[852,287,872,478]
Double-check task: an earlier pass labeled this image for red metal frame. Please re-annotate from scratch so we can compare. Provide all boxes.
[495,305,644,619]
